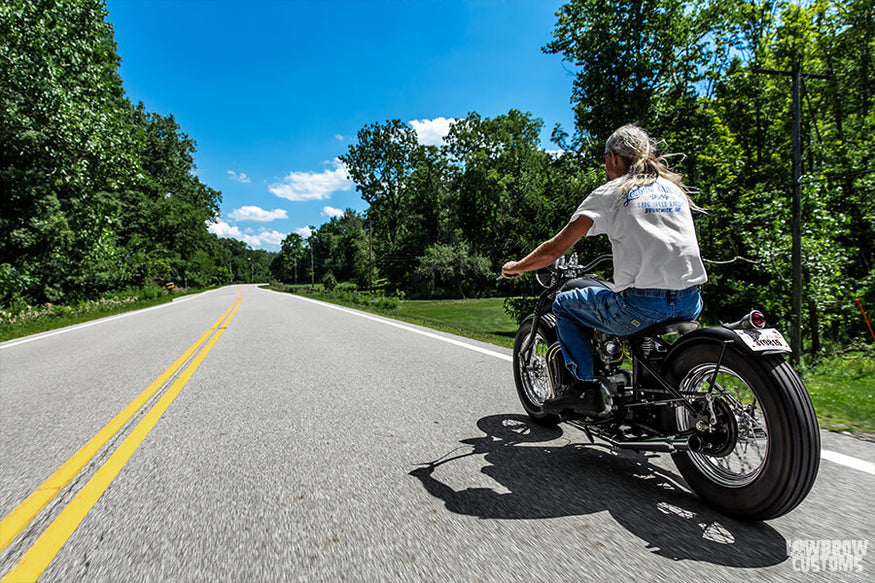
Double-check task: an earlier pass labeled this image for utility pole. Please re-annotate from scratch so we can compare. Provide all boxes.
[753,62,831,363]
[368,217,373,291]
[790,61,803,365]
[310,239,315,288]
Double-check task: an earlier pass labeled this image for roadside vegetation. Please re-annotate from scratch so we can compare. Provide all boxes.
[0,286,198,342]
[801,350,875,435]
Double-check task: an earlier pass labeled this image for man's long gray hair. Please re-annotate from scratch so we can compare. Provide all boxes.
[605,124,705,212]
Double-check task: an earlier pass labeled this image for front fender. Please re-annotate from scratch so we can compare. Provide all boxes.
[521,311,557,331]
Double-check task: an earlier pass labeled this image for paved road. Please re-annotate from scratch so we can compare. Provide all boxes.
[1,285,872,582]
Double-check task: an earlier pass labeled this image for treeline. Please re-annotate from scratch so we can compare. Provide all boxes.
[0,0,263,306]
[272,112,596,299]
[274,0,874,352]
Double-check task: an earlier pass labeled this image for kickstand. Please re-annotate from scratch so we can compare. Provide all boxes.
[584,425,596,443]
[569,419,595,444]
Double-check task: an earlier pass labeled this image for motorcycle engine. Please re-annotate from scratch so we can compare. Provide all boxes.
[594,332,625,369]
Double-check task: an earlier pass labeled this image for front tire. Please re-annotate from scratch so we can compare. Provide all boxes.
[666,344,820,521]
[513,318,561,426]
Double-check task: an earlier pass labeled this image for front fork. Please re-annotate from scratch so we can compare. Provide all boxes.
[519,302,572,398]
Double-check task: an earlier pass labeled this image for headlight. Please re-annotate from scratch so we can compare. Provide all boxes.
[535,269,552,288]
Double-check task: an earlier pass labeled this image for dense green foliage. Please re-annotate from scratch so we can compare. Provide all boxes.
[0,0,265,306]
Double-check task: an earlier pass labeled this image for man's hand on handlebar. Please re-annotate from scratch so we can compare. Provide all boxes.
[500,261,523,279]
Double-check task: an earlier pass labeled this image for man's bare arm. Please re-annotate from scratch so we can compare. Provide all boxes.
[501,215,593,278]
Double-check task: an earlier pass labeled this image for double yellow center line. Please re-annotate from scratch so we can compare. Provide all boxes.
[0,288,243,582]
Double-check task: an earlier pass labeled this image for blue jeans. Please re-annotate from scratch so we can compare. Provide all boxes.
[552,286,703,381]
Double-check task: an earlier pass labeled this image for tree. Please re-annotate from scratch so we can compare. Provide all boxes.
[271,232,308,284]
[339,120,424,288]
[340,120,418,249]
[121,105,222,285]
[306,210,371,287]
[544,0,717,156]
[0,0,228,305]
[416,242,491,299]
[443,110,554,268]
[0,0,138,302]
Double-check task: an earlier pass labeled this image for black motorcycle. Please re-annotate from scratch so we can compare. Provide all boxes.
[512,253,820,521]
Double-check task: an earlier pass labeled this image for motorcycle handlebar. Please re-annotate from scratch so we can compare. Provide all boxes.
[577,254,612,272]
[497,253,612,281]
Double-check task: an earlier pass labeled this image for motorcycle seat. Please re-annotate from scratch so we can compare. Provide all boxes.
[631,319,699,338]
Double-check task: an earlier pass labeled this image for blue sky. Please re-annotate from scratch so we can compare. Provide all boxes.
[106,0,575,251]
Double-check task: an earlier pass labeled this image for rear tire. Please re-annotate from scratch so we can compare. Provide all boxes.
[666,344,820,521]
[513,318,561,426]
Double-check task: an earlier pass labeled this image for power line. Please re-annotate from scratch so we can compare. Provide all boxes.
[703,256,759,265]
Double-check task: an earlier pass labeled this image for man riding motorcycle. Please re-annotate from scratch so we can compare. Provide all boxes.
[501,124,708,417]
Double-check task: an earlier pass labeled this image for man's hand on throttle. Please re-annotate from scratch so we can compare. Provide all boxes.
[501,261,522,279]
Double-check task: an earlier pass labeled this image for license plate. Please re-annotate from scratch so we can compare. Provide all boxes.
[733,328,792,353]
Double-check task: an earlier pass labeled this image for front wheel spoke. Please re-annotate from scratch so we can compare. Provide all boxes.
[519,337,552,406]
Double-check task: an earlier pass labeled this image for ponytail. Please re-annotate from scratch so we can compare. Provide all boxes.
[605,124,705,213]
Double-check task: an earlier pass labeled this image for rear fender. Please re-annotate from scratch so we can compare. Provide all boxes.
[663,325,789,368]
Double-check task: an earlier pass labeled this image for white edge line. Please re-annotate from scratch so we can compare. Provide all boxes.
[1,296,193,350]
[278,290,513,362]
[821,450,875,475]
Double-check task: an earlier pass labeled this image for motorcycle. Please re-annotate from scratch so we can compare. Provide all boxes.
[512,253,821,521]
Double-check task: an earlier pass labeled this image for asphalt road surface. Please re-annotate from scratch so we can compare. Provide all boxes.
[1,285,872,582]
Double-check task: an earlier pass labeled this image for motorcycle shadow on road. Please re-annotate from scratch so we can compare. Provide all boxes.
[409,413,787,568]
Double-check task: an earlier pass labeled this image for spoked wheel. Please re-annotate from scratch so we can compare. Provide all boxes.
[512,318,561,426]
[676,364,767,487]
[667,344,820,521]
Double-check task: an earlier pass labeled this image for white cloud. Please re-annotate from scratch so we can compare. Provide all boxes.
[335,133,345,141]
[227,170,252,183]
[409,117,455,147]
[208,220,286,250]
[208,220,243,239]
[228,205,288,222]
[268,158,352,201]
[244,229,286,249]
[321,206,344,218]
[295,226,313,239]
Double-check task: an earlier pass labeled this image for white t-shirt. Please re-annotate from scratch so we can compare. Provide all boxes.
[570,176,708,292]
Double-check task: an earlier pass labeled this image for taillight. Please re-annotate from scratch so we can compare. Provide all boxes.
[723,310,769,330]
[749,310,767,328]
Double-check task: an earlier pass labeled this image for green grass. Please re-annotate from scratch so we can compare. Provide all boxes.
[803,353,875,435]
[0,297,168,342]
[394,298,518,348]
[271,285,520,347]
[0,288,208,342]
